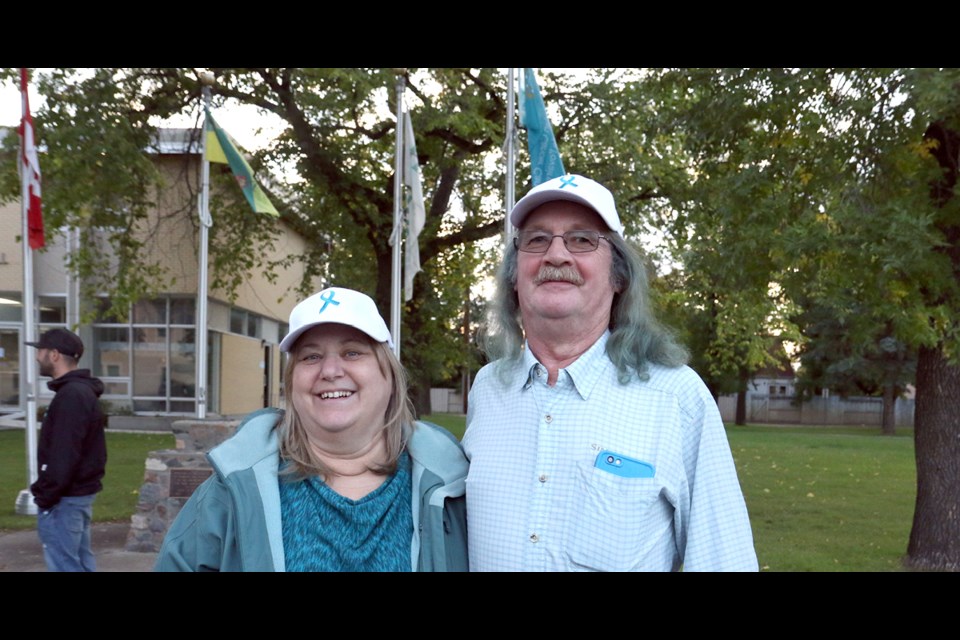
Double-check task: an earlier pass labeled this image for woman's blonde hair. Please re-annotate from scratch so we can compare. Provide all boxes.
[277,334,415,480]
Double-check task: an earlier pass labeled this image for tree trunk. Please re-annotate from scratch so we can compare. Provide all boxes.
[905,344,960,571]
[735,388,747,426]
[881,383,897,436]
[412,383,431,418]
[735,366,749,426]
[906,121,960,570]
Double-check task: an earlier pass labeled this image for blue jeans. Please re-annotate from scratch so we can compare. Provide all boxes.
[36,494,97,572]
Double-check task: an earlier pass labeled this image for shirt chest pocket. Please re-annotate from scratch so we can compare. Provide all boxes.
[565,461,675,571]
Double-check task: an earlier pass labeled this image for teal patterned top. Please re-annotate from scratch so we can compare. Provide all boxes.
[279,452,412,572]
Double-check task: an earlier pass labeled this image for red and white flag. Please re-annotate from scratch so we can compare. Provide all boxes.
[20,68,44,250]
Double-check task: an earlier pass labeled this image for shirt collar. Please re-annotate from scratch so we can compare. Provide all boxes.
[521,330,611,400]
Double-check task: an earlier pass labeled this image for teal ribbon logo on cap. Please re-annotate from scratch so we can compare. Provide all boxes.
[318,290,340,314]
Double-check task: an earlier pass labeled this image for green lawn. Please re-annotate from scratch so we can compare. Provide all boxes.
[726,425,915,572]
[421,413,467,440]
[0,430,174,531]
[0,418,918,571]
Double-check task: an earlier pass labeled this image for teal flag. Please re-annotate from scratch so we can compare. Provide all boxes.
[520,68,565,186]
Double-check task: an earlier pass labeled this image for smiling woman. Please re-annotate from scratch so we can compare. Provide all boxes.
[154,286,470,572]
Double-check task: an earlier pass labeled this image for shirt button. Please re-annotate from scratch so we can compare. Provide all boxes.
[544,414,552,423]
[529,534,539,543]
[536,366,543,377]
[539,474,547,483]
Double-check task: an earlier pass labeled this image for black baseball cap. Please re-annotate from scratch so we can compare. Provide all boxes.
[25,328,84,360]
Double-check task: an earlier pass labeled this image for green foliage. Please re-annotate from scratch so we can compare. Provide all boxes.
[1,68,515,409]
[4,67,959,446]
[6,68,960,373]
[793,299,917,400]
[603,69,960,387]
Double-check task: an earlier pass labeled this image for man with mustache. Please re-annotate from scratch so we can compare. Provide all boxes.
[462,174,758,571]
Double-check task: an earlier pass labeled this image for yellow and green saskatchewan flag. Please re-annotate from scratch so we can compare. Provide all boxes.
[204,108,279,217]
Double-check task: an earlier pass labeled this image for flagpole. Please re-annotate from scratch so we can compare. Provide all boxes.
[196,72,215,419]
[389,69,406,359]
[16,168,40,516]
[15,69,39,516]
[505,68,516,239]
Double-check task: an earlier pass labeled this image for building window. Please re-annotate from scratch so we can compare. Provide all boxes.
[0,292,23,323]
[38,296,67,323]
[246,314,260,338]
[229,307,264,338]
[170,298,195,324]
[133,298,166,325]
[169,327,196,398]
[92,326,130,397]
[94,298,124,323]
[230,308,245,335]
[93,296,196,415]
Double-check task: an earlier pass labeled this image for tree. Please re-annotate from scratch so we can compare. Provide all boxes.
[611,69,808,423]
[1,68,508,412]
[6,67,959,569]
[793,299,917,435]
[621,68,960,570]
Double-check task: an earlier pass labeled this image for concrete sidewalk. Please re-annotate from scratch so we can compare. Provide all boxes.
[0,521,157,572]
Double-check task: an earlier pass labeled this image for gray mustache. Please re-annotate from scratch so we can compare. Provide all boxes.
[534,266,584,286]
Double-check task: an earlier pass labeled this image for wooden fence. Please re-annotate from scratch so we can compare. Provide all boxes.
[717,394,915,427]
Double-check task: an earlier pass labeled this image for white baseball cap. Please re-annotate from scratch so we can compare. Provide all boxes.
[510,174,624,236]
[279,287,393,352]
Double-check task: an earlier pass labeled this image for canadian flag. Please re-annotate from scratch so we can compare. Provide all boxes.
[20,68,44,250]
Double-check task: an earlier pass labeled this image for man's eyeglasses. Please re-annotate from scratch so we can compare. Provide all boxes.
[514,230,610,254]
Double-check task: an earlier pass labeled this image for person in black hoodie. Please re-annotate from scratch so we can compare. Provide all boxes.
[26,328,107,572]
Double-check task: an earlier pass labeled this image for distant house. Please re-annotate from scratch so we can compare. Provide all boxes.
[749,363,797,398]
[718,356,915,428]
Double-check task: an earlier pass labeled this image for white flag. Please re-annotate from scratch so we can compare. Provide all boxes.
[403,111,425,302]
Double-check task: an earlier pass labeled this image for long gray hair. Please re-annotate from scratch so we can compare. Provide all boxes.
[277,336,415,480]
[478,232,689,384]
